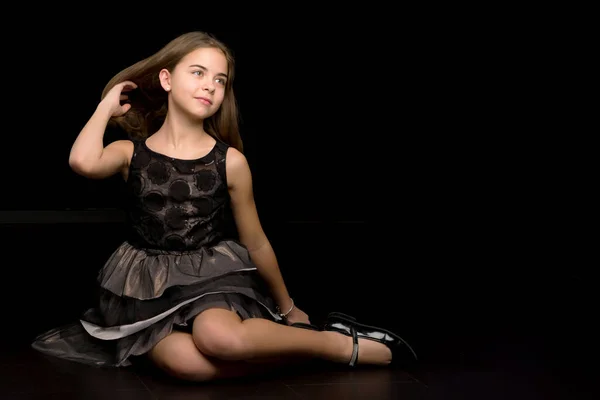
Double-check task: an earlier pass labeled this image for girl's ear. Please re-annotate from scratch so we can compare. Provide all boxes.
[159,69,172,92]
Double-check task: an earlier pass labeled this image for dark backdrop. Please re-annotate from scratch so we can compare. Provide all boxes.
[0,20,593,369]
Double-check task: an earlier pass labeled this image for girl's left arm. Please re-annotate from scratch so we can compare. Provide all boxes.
[225,147,294,313]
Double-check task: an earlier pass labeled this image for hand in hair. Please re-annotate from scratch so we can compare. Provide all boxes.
[99,80,138,117]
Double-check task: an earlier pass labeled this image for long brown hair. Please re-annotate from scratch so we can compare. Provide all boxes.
[101,31,243,152]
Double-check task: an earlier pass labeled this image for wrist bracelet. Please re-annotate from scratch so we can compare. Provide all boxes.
[278,298,294,318]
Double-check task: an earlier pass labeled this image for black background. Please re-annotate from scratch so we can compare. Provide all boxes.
[0,14,593,369]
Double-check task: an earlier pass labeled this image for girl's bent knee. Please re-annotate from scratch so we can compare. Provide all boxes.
[193,326,247,360]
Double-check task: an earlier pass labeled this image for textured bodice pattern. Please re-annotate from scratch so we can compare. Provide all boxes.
[126,139,230,251]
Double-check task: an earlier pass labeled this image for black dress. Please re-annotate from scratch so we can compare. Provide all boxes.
[31,138,281,367]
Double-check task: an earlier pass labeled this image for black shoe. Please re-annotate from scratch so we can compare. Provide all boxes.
[323,312,418,367]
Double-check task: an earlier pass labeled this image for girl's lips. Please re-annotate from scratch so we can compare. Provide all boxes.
[195,97,212,105]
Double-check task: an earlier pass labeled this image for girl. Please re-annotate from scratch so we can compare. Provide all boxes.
[31,31,416,382]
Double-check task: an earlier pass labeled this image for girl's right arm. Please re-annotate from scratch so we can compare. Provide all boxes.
[68,81,137,179]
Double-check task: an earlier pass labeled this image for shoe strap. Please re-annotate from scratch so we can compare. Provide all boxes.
[349,327,359,367]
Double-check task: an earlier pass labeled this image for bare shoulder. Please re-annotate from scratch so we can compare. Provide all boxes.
[70,139,135,180]
[225,147,252,189]
[107,139,134,158]
[107,139,134,164]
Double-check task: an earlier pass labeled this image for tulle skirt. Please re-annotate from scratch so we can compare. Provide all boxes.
[31,240,281,367]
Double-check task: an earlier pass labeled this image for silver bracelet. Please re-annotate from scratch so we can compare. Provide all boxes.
[278,298,294,318]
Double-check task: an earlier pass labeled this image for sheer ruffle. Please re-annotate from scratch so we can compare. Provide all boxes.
[31,239,282,367]
[32,292,278,367]
[99,240,258,300]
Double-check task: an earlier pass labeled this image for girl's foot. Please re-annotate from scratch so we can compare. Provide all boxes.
[322,313,418,366]
[324,331,392,365]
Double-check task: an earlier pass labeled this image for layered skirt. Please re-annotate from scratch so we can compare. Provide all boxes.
[31,240,281,367]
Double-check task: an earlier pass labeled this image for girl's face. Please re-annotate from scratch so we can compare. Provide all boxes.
[160,47,229,120]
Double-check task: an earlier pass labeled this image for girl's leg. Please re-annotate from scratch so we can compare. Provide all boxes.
[148,330,294,382]
[191,309,392,365]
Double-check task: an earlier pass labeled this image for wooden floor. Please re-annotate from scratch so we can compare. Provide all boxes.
[2,337,596,400]
[1,219,596,399]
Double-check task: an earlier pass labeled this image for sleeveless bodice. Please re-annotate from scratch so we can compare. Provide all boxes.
[125,139,230,251]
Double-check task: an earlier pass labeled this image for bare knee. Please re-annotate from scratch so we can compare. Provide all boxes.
[150,333,217,382]
[192,311,247,360]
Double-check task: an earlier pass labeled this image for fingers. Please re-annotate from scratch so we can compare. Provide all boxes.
[119,80,138,92]
[118,82,135,113]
